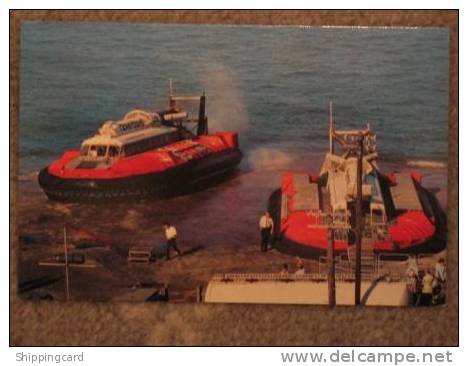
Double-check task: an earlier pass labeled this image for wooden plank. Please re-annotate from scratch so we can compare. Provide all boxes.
[128,258,151,263]
[129,249,152,255]
[128,253,152,262]
[129,246,153,252]
[38,261,97,268]
[391,173,422,211]
[128,245,154,262]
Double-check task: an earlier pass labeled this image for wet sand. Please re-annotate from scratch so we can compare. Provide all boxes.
[15,158,447,303]
[16,164,318,302]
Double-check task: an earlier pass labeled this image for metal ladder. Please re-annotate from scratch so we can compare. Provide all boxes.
[346,242,377,280]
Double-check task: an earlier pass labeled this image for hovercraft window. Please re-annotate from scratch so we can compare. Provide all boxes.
[108,146,120,158]
[88,145,98,158]
[80,145,90,156]
[86,145,107,158]
[122,132,180,156]
[96,145,107,157]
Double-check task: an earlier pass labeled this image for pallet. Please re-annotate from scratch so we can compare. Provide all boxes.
[128,246,154,263]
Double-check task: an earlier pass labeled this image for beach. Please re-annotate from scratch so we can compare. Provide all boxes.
[16,160,447,302]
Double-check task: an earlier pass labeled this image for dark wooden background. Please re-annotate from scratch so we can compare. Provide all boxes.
[10,10,458,346]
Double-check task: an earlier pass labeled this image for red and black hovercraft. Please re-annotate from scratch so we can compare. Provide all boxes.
[269,103,446,258]
[38,84,243,202]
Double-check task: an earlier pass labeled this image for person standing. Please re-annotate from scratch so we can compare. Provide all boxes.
[258,211,274,252]
[435,257,446,285]
[420,269,434,306]
[406,269,418,306]
[434,258,446,305]
[164,222,182,260]
[406,255,419,278]
[295,263,306,276]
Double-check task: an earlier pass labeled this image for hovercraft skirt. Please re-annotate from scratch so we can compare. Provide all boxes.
[39,148,242,202]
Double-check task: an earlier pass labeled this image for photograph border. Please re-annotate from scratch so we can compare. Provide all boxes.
[9,9,459,346]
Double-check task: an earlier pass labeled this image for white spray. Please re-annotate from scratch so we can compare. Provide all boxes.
[197,63,249,133]
[247,147,295,171]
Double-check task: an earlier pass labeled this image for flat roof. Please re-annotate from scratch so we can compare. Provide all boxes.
[205,279,408,306]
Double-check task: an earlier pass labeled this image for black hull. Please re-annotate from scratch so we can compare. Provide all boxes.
[39,148,242,202]
[267,187,446,259]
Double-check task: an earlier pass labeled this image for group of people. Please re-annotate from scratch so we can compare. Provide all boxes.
[406,256,446,306]
[280,259,306,276]
[164,215,448,308]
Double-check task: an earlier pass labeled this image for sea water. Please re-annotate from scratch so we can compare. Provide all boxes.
[17,22,449,251]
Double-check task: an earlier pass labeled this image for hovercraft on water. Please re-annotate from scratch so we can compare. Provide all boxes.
[269,103,446,258]
[38,83,243,202]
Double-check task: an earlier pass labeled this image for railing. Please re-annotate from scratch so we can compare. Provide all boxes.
[363,215,389,241]
[301,251,440,284]
[210,272,356,282]
[308,211,389,243]
[318,254,379,281]
[362,225,389,242]
[375,252,439,278]
[318,256,341,276]
[307,211,351,228]
[334,228,348,242]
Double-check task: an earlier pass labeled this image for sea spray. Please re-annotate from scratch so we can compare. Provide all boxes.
[407,160,446,169]
[247,147,295,170]
[197,63,249,133]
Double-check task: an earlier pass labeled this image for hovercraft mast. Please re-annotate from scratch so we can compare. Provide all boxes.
[165,79,208,136]
[327,100,377,159]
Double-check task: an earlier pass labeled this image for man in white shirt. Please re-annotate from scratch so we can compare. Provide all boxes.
[295,264,306,276]
[258,211,274,252]
[164,222,182,260]
[406,255,419,278]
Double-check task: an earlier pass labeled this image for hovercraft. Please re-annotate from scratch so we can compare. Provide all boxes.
[269,103,446,258]
[38,83,243,202]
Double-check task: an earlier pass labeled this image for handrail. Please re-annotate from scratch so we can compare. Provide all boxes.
[376,252,439,277]
[210,272,357,282]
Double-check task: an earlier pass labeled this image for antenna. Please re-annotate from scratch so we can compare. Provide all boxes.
[168,79,175,109]
[197,92,207,136]
[329,100,334,154]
